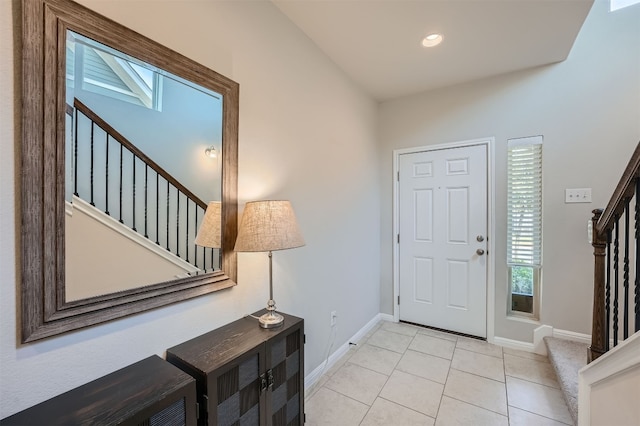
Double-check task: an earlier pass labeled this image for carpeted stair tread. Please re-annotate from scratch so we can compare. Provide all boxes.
[544,336,588,425]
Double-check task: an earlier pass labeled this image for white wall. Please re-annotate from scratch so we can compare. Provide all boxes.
[378,0,640,341]
[0,0,379,418]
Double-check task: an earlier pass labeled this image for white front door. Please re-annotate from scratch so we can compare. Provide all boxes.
[398,144,488,337]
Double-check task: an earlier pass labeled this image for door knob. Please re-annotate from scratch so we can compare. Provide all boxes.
[476,235,485,242]
[476,249,485,256]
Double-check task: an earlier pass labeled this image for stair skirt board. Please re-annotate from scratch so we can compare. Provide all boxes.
[578,332,640,426]
[67,196,200,274]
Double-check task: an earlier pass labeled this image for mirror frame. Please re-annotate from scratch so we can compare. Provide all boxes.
[21,0,238,342]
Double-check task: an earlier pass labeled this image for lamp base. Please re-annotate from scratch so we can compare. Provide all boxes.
[259,311,284,329]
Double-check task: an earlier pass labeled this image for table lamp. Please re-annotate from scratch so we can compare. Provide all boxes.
[234,200,305,328]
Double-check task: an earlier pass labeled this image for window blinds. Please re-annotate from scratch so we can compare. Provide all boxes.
[507,136,542,267]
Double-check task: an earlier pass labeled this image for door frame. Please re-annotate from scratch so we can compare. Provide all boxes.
[392,137,496,342]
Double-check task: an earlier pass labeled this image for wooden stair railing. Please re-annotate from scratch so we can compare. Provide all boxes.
[67,98,218,272]
[590,141,640,362]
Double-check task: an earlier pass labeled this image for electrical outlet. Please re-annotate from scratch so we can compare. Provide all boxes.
[565,188,592,203]
[330,311,337,326]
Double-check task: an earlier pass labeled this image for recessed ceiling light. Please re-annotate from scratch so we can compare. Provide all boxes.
[422,33,443,48]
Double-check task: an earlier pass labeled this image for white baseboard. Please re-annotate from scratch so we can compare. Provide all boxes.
[553,329,591,345]
[493,325,592,356]
[379,313,394,322]
[528,325,593,355]
[304,313,388,391]
[493,336,535,352]
[533,325,554,355]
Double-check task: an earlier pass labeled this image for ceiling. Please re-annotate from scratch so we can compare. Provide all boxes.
[272,0,595,101]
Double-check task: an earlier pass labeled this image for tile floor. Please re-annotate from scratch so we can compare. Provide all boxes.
[305,321,574,426]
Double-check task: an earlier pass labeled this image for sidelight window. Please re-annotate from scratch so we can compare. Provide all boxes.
[507,136,543,318]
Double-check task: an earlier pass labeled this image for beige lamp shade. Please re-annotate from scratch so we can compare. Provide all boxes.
[234,200,305,252]
[195,201,222,248]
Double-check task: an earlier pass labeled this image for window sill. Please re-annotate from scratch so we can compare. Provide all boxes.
[507,314,541,325]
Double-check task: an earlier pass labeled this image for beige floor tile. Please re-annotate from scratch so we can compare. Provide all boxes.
[451,348,505,382]
[367,329,413,353]
[456,337,503,358]
[409,333,457,360]
[352,323,383,346]
[504,354,560,388]
[379,370,444,417]
[435,396,509,426]
[348,343,402,375]
[508,406,571,425]
[360,397,435,426]
[443,369,507,415]
[305,374,330,403]
[506,376,573,424]
[305,321,575,426]
[381,321,419,337]
[416,327,459,342]
[323,346,357,377]
[324,363,388,405]
[305,387,369,426]
[503,347,550,363]
[362,323,383,340]
[396,349,451,384]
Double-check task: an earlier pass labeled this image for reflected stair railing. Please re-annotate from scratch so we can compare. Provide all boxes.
[67,98,218,272]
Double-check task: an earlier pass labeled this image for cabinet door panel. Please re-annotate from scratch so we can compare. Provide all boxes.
[268,328,302,425]
[213,350,263,426]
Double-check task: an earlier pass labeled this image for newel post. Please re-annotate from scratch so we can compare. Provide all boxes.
[590,209,607,362]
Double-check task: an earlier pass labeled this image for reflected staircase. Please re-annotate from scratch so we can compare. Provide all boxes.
[67,98,219,272]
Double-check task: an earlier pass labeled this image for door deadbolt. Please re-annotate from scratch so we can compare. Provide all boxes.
[476,249,485,256]
[476,235,485,242]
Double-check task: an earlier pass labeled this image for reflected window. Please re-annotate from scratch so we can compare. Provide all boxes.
[66,31,163,111]
[610,0,640,11]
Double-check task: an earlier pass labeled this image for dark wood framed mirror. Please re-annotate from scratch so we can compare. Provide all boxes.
[21,0,238,342]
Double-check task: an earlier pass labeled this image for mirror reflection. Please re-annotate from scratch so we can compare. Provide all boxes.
[64,31,223,301]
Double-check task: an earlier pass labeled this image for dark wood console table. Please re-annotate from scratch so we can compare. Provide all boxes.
[166,311,304,426]
[0,355,197,425]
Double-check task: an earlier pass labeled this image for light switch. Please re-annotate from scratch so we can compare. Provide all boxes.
[565,188,592,203]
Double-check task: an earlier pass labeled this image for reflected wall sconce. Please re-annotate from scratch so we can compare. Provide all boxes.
[205,145,218,159]
[234,200,305,328]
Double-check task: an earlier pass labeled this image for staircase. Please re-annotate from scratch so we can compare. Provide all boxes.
[544,337,587,425]
[545,331,640,426]
[542,141,640,426]
[540,142,640,426]
[589,141,640,362]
